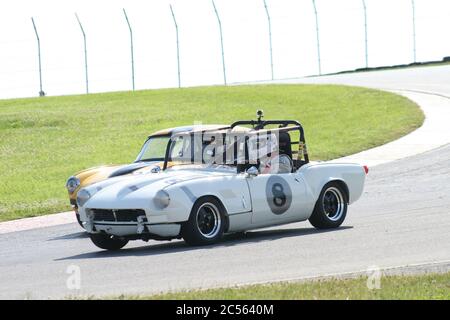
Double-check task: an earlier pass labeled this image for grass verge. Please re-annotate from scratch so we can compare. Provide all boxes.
[0,85,424,221]
[111,272,450,300]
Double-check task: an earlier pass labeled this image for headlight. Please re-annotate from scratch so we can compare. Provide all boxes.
[153,190,170,209]
[77,188,91,208]
[66,176,80,193]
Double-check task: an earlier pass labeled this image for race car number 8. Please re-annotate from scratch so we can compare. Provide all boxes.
[266,176,292,215]
[272,183,286,207]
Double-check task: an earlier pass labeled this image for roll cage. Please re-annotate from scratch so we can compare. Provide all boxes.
[162,115,309,172]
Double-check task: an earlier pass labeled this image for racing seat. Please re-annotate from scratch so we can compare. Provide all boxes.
[278,131,292,159]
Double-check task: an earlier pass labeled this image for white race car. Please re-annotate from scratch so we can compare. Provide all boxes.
[78,113,368,250]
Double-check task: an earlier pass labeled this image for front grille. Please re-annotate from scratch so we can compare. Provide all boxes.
[90,209,146,222]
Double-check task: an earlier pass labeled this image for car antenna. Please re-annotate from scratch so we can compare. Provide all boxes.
[256,109,264,124]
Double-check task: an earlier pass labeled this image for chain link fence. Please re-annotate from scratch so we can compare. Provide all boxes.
[0,0,449,99]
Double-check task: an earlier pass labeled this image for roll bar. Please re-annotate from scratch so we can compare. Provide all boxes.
[162,118,309,170]
[231,119,309,164]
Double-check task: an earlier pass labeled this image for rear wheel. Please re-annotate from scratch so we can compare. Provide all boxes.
[89,233,128,250]
[182,197,226,246]
[309,181,348,229]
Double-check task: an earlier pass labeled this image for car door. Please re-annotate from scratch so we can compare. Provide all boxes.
[246,171,311,225]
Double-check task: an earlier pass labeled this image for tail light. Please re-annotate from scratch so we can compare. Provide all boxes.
[363,165,369,175]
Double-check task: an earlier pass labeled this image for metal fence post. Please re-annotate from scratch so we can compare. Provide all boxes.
[123,8,135,91]
[212,0,227,85]
[263,0,274,80]
[311,0,322,75]
[31,17,45,97]
[75,13,89,94]
[362,0,368,68]
[411,0,417,62]
[170,5,181,88]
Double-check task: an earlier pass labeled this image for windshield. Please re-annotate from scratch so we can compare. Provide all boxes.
[168,135,203,164]
[135,135,170,162]
[168,132,246,167]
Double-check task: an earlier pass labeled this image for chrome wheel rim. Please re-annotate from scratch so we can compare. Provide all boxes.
[196,203,221,238]
[322,187,345,221]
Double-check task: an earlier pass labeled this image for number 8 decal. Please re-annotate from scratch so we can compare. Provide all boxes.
[266,176,292,215]
[272,183,286,207]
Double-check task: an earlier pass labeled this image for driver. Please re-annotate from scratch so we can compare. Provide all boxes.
[255,133,293,174]
[260,153,293,174]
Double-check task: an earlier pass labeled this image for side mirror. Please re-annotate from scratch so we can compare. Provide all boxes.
[245,166,259,177]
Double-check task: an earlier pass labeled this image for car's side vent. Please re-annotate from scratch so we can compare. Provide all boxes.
[91,209,147,223]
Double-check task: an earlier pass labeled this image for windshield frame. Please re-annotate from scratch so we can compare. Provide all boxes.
[134,134,171,163]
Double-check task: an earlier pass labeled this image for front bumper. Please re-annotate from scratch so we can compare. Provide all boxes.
[88,222,181,240]
[85,219,181,239]
[80,205,183,239]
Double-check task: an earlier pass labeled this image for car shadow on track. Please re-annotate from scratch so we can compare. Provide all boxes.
[47,231,89,241]
[55,225,353,261]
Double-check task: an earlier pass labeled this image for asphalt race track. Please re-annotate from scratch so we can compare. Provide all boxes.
[1,66,450,299]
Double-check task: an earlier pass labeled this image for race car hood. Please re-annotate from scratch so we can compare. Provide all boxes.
[108,162,158,177]
[82,167,235,210]
[70,162,160,200]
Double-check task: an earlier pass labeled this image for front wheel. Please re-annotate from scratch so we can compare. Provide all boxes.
[89,233,128,250]
[309,182,348,229]
[182,197,226,246]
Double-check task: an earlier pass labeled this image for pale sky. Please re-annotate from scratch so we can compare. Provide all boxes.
[0,0,449,99]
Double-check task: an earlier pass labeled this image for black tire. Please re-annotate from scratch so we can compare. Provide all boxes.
[89,233,128,250]
[309,181,348,229]
[182,197,226,246]
[75,213,85,229]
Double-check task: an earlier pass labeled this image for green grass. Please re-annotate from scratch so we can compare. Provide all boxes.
[110,272,450,300]
[0,85,424,221]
